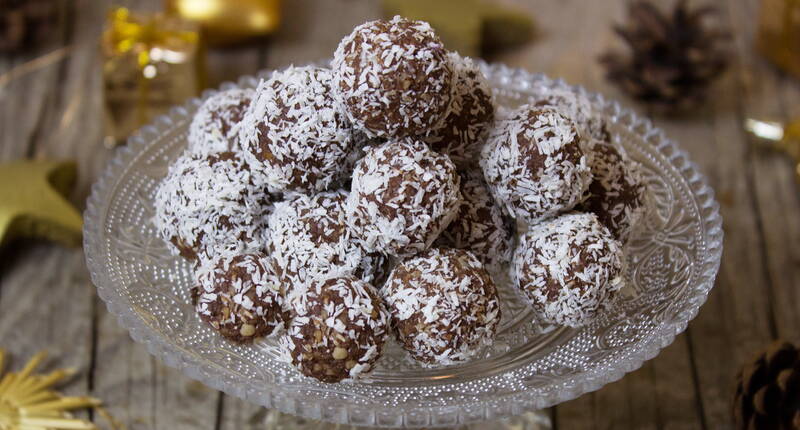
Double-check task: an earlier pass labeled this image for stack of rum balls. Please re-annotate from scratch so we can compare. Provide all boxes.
[153,16,646,384]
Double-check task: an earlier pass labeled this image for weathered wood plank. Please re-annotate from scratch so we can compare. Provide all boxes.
[0,0,95,421]
[770,72,800,339]
[743,0,800,342]
[0,245,93,400]
[669,0,785,428]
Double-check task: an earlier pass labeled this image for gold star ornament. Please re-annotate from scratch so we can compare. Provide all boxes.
[0,160,83,247]
[0,350,100,430]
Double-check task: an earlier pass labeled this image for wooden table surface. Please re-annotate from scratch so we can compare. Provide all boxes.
[1,0,798,428]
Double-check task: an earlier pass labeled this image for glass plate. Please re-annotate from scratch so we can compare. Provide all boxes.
[84,62,723,428]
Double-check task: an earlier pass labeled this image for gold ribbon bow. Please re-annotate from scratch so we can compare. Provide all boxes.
[103,7,199,70]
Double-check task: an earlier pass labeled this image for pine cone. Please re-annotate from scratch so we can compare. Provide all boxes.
[0,0,59,53]
[599,0,729,114]
[733,340,800,430]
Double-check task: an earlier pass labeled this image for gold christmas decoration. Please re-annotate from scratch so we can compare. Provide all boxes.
[166,0,281,46]
[599,0,729,114]
[733,340,800,429]
[745,118,800,182]
[757,0,800,78]
[0,350,101,430]
[0,160,82,247]
[382,0,534,57]
[102,7,204,146]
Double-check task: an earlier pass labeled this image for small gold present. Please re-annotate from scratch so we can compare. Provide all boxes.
[102,7,205,146]
[757,0,800,78]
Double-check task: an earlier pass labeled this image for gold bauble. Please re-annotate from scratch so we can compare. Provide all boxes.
[166,0,281,45]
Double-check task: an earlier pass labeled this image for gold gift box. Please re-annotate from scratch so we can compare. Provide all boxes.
[102,8,204,145]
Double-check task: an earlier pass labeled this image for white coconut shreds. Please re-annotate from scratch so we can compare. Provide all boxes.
[340,131,387,187]
[435,170,514,273]
[266,190,386,298]
[424,53,495,168]
[580,141,647,244]
[153,151,270,261]
[532,87,609,154]
[512,212,624,328]
[480,105,592,224]
[331,15,454,138]
[345,138,462,257]
[382,248,501,366]
[188,88,254,156]
[235,66,353,194]
[280,275,389,382]
[195,253,285,342]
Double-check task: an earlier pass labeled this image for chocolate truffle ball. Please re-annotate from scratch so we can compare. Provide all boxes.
[580,142,647,243]
[238,66,353,194]
[383,248,501,365]
[154,151,269,261]
[436,171,513,272]
[512,212,624,327]
[480,106,592,224]
[346,139,461,257]
[533,87,610,146]
[188,88,253,156]
[332,16,454,138]
[281,275,389,383]
[424,53,494,168]
[267,190,386,290]
[195,253,285,343]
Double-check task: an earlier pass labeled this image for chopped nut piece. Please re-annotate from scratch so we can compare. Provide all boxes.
[332,347,348,360]
[240,324,256,337]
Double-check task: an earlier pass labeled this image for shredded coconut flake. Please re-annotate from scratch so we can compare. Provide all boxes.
[236,66,353,194]
[331,16,454,138]
[423,53,495,168]
[195,253,285,343]
[266,190,386,300]
[480,106,592,224]
[579,141,647,243]
[383,248,501,366]
[153,151,271,261]
[188,89,254,156]
[511,212,624,327]
[436,170,514,272]
[346,139,462,257]
[280,275,389,382]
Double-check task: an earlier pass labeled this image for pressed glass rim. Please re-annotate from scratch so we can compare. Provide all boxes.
[84,62,723,428]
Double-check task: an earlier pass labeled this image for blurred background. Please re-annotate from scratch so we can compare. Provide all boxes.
[0,0,798,429]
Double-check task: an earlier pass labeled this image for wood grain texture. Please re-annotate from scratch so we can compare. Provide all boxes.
[0,0,797,428]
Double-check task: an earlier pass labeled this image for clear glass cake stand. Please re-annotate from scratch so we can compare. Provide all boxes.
[84,62,723,428]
